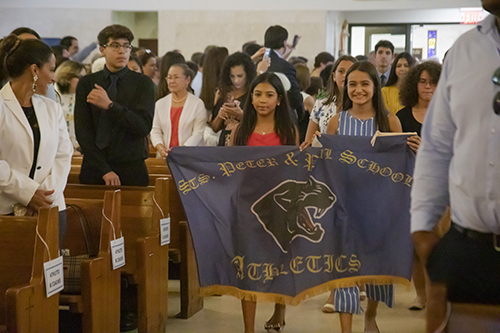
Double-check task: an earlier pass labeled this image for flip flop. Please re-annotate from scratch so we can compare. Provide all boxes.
[322,303,335,313]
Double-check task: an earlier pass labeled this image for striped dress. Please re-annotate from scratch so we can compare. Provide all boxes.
[332,110,394,314]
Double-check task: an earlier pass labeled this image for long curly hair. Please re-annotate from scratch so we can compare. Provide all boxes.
[218,52,256,103]
[342,61,390,132]
[233,72,296,146]
[399,62,442,108]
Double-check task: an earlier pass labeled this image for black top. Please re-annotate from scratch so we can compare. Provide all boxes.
[212,94,247,146]
[396,106,422,136]
[22,106,40,179]
[74,65,156,177]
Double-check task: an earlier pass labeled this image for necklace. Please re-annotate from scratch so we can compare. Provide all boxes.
[172,94,188,103]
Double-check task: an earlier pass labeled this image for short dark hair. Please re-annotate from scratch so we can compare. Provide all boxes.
[355,55,368,62]
[374,40,394,54]
[264,25,288,50]
[191,52,203,66]
[60,36,77,49]
[128,55,143,73]
[10,27,41,40]
[51,45,69,68]
[0,34,53,81]
[314,52,335,69]
[242,43,262,58]
[98,24,134,46]
[400,61,442,108]
[186,60,199,75]
[139,49,156,68]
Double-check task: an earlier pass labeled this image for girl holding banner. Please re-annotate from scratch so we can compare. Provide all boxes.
[325,61,403,333]
[230,72,298,332]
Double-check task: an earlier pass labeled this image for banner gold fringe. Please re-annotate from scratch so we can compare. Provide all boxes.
[200,275,410,306]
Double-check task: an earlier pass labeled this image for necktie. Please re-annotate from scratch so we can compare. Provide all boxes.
[95,74,118,149]
[380,74,386,87]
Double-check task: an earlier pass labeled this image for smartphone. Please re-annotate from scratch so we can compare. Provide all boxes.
[292,35,299,48]
[263,48,271,62]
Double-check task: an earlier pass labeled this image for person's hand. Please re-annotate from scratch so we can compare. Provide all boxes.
[407,135,421,153]
[300,141,311,151]
[412,231,440,265]
[25,207,38,216]
[314,130,322,138]
[102,171,121,186]
[257,57,271,74]
[28,189,54,211]
[155,144,171,158]
[218,108,228,120]
[87,84,112,109]
[251,47,267,63]
[222,103,243,120]
[225,117,240,131]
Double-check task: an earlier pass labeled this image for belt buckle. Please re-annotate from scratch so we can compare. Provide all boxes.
[494,234,500,252]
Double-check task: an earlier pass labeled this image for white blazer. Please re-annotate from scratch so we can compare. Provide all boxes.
[151,93,207,150]
[0,83,73,214]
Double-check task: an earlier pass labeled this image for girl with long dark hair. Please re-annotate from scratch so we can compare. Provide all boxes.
[230,72,297,333]
[381,52,415,115]
[210,52,256,146]
[325,61,402,333]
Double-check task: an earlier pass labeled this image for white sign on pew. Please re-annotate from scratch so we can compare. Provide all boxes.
[111,237,125,270]
[160,218,170,246]
[44,256,64,298]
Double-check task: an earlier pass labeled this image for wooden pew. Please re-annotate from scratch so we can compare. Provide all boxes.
[169,180,204,319]
[68,155,203,319]
[0,206,59,333]
[69,157,170,186]
[61,190,121,333]
[64,178,169,333]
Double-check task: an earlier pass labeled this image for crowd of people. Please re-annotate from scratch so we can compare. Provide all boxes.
[1,0,499,330]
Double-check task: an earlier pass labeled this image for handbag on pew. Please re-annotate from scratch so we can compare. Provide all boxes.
[62,204,96,294]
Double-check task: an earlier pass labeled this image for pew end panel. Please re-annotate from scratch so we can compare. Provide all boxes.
[1,206,59,333]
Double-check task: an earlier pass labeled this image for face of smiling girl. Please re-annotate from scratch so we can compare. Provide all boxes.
[347,70,374,107]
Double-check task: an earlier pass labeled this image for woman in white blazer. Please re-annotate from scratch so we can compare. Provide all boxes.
[151,64,207,158]
[0,35,73,244]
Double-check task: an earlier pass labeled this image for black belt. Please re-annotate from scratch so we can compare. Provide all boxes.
[452,222,500,252]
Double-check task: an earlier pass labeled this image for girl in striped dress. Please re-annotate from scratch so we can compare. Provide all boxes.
[326,61,402,333]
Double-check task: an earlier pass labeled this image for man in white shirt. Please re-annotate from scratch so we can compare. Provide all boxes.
[411,1,500,331]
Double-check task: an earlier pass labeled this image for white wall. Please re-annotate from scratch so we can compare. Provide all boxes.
[0,8,112,48]
[158,10,329,68]
[344,8,479,24]
[0,0,481,11]
[412,24,476,61]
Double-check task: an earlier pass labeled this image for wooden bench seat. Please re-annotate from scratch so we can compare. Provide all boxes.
[0,206,59,332]
[64,178,169,333]
[62,190,121,332]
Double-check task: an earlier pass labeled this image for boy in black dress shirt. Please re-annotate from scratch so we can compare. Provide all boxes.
[75,24,155,186]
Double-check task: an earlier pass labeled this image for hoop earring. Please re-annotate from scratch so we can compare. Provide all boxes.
[32,75,38,93]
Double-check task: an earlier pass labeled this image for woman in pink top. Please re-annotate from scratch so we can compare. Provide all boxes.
[230,72,298,333]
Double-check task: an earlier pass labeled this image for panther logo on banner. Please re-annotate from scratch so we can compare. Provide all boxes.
[251,176,336,253]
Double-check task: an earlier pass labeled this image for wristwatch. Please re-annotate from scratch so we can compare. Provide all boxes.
[108,102,114,110]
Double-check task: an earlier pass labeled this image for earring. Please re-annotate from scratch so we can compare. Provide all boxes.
[32,75,38,93]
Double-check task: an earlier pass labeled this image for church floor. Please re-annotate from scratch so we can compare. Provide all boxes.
[166,281,426,333]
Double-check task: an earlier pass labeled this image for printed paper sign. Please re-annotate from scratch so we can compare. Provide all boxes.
[160,218,171,246]
[44,256,64,298]
[111,237,125,270]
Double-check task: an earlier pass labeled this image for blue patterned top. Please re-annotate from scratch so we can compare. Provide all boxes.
[337,110,376,137]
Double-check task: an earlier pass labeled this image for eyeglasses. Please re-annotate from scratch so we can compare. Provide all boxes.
[166,76,186,81]
[103,42,132,51]
[492,67,500,115]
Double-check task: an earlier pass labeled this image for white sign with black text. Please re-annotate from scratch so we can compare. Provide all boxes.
[44,256,64,298]
[160,218,170,246]
[111,236,125,270]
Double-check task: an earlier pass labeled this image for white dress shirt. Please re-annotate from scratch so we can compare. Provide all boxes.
[411,13,500,234]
